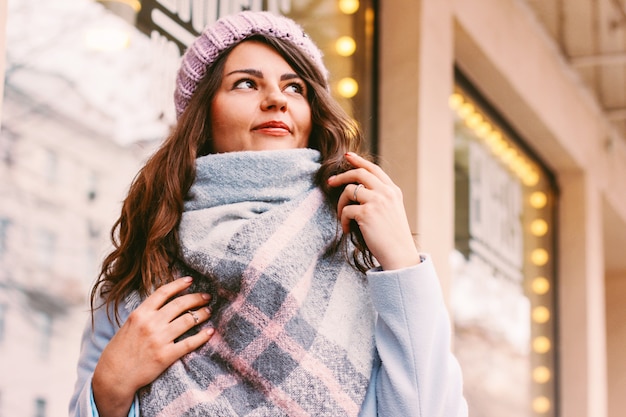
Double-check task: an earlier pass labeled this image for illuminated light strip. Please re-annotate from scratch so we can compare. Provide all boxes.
[450,92,539,186]
[451,89,555,415]
[99,0,142,12]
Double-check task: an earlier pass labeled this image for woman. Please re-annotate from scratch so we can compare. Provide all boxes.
[70,11,467,417]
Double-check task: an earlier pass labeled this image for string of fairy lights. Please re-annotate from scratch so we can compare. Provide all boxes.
[450,89,556,415]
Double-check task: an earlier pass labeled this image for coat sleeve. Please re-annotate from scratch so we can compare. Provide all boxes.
[363,255,468,417]
[68,299,139,417]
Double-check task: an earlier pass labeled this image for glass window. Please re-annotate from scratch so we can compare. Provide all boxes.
[135,0,377,152]
[87,170,99,202]
[35,229,56,270]
[0,218,10,256]
[0,126,17,166]
[0,304,6,345]
[38,313,52,359]
[34,397,46,417]
[43,149,58,184]
[450,79,558,417]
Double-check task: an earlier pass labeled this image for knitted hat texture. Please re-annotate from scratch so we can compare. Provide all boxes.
[174,11,328,119]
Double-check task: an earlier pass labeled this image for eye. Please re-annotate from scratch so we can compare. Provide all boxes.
[284,81,306,95]
[233,79,256,90]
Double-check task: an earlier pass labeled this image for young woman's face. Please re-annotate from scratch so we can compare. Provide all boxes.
[209,40,312,153]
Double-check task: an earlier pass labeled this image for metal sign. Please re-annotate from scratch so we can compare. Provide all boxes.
[136,0,293,53]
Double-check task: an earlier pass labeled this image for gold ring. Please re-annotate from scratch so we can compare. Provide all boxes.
[353,184,364,203]
[187,310,199,324]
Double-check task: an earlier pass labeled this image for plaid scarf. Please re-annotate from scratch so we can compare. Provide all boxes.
[137,149,376,417]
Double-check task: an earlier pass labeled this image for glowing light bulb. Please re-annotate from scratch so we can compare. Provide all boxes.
[336,36,357,56]
[533,366,551,384]
[485,131,502,147]
[474,121,492,138]
[337,77,359,98]
[509,155,523,173]
[99,0,141,12]
[531,219,548,236]
[523,170,540,187]
[465,113,483,129]
[457,103,474,118]
[502,147,517,165]
[532,306,550,323]
[339,0,360,14]
[492,140,508,157]
[531,248,549,266]
[532,277,550,295]
[533,336,551,353]
[449,93,463,110]
[532,396,551,414]
[530,191,548,209]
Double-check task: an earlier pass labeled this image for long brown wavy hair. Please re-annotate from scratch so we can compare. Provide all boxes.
[91,35,374,320]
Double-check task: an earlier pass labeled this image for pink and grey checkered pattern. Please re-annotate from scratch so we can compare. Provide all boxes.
[138,149,375,417]
[174,11,328,119]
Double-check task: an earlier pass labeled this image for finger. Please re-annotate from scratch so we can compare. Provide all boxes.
[181,306,212,331]
[159,292,211,322]
[328,168,381,191]
[163,305,213,342]
[327,162,391,192]
[339,204,362,234]
[140,277,194,311]
[344,152,394,184]
[337,183,369,218]
[172,327,215,357]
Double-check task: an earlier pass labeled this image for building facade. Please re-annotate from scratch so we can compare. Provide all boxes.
[0,3,155,414]
[0,82,151,416]
[376,2,626,417]
[1,1,626,416]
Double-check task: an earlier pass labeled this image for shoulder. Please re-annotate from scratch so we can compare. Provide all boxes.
[91,291,138,331]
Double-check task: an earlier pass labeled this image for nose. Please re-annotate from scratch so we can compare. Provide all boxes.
[261,88,288,112]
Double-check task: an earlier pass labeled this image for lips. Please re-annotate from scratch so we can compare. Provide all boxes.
[253,121,291,134]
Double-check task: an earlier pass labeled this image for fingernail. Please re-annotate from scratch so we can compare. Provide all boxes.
[206,328,215,336]
[327,175,335,183]
[201,293,211,300]
[204,307,212,314]
[183,277,193,283]
[345,152,357,158]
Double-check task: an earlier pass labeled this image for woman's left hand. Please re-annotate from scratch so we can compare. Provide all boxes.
[327,152,421,271]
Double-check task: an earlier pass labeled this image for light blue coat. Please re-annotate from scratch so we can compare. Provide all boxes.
[69,256,468,417]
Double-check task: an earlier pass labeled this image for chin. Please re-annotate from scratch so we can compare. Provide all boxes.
[253,142,304,151]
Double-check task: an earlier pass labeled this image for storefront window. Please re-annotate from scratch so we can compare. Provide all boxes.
[450,80,558,416]
[135,0,377,152]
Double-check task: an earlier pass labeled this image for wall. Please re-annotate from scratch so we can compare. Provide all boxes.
[605,270,626,417]
[378,0,626,416]
[0,0,7,123]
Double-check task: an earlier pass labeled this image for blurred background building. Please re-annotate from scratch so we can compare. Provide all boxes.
[1,1,625,416]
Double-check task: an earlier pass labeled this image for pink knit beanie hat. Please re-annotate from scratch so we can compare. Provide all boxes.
[174,11,328,119]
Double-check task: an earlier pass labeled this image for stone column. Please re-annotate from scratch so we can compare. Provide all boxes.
[378,0,455,299]
[558,172,608,417]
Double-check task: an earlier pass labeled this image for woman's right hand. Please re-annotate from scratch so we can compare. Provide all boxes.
[92,277,214,417]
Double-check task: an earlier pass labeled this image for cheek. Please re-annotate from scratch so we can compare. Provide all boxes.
[297,104,313,136]
[210,104,239,138]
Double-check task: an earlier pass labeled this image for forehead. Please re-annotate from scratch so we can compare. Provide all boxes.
[223,40,294,71]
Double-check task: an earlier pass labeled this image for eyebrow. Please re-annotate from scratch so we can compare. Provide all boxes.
[225,68,301,81]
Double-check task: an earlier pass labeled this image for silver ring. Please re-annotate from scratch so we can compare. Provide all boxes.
[187,310,199,324]
[353,184,364,203]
